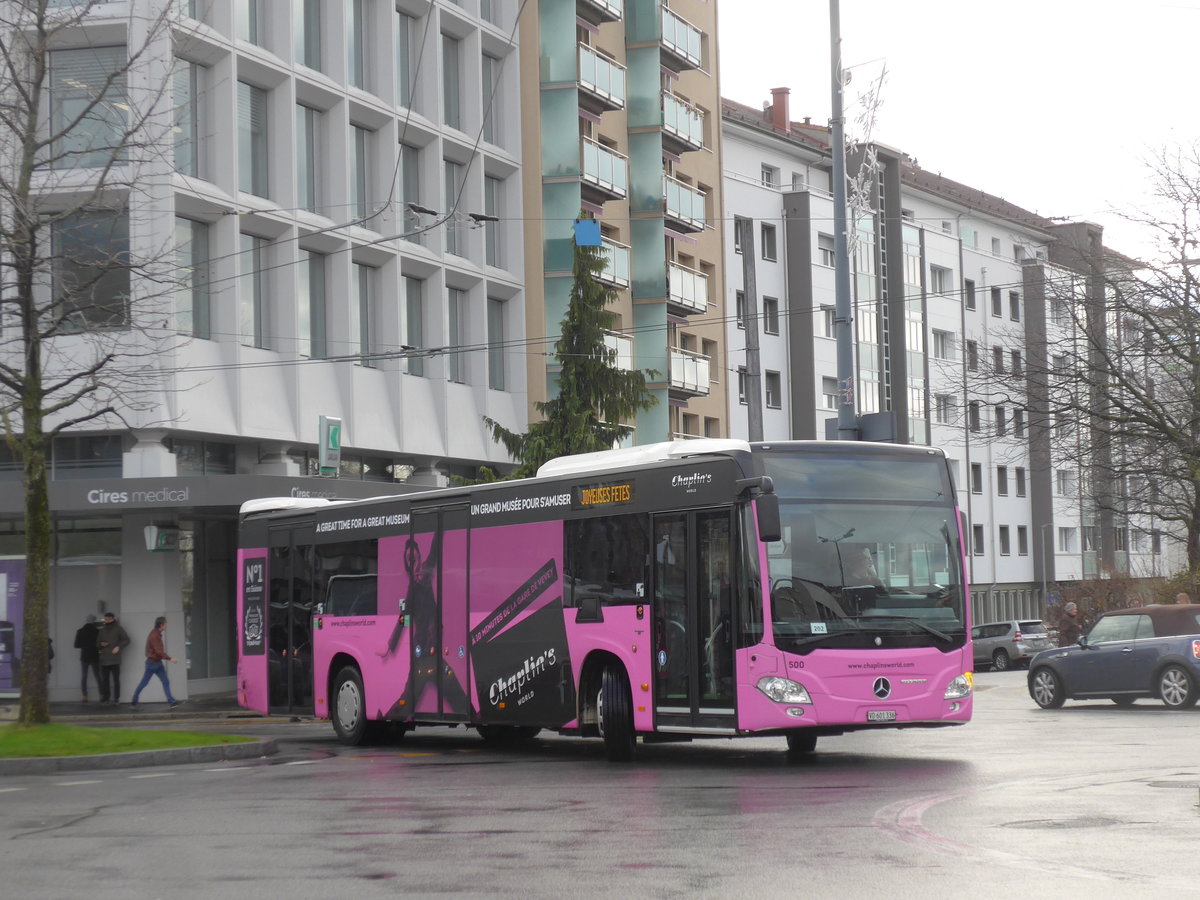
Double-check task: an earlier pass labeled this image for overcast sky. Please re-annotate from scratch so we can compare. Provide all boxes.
[717,0,1200,259]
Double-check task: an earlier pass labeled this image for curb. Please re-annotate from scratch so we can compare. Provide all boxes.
[0,738,278,777]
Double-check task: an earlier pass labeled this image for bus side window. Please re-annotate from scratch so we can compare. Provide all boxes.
[564,514,650,608]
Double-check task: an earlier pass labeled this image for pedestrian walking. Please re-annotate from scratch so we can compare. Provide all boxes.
[131,617,180,709]
[74,614,101,702]
[1058,601,1082,647]
[95,611,130,705]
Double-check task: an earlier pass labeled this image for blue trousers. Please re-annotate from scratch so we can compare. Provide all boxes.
[131,659,175,704]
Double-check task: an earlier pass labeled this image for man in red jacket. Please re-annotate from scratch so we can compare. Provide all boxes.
[130,617,181,709]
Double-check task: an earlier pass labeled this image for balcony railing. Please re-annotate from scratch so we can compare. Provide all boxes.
[578,44,626,110]
[667,260,707,314]
[603,330,633,371]
[582,136,628,199]
[663,173,705,231]
[669,347,711,395]
[661,91,704,151]
[598,238,631,289]
[578,0,622,24]
[661,7,702,70]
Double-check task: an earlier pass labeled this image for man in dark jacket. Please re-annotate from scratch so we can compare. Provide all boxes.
[95,611,130,705]
[74,614,101,702]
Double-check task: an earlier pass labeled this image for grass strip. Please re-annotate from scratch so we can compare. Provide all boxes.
[0,723,255,758]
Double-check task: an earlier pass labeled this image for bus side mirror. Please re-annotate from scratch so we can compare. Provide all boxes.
[756,493,781,543]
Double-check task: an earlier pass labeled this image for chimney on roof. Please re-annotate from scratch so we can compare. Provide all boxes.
[769,87,791,134]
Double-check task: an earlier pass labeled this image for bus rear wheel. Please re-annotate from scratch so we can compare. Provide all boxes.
[332,665,371,745]
[597,664,636,762]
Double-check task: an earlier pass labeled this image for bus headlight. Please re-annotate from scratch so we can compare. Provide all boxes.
[943,673,973,700]
[757,676,812,704]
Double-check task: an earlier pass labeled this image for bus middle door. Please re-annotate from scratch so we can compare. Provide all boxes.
[652,508,736,734]
[409,505,470,721]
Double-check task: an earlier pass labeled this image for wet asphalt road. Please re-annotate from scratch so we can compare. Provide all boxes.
[1,669,1197,899]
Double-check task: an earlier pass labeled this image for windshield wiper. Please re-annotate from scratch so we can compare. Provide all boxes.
[787,629,864,650]
[854,614,954,644]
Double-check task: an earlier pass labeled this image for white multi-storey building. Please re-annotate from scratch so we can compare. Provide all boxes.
[0,0,525,700]
[720,90,1176,625]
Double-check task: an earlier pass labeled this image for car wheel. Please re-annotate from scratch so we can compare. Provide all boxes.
[786,731,817,754]
[991,649,1011,672]
[1029,667,1065,709]
[1158,665,1198,709]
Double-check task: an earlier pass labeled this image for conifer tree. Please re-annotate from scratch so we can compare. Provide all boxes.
[485,241,656,479]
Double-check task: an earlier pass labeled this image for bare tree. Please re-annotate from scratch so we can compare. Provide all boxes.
[954,146,1200,579]
[0,1,183,724]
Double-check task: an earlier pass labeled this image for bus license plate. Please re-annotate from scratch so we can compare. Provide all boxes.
[867,710,896,722]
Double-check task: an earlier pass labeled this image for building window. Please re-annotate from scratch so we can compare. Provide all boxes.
[52,435,123,480]
[238,82,268,197]
[1056,469,1077,496]
[734,216,746,254]
[351,263,375,365]
[735,290,745,329]
[175,218,210,339]
[239,234,267,348]
[818,233,835,267]
[964,278,976,309]
[174,59,201,177]
[443,34,462,129]
[298,250,327,358]
[396,11,414,106]
[702,340,718,381]
[1113,527,1128,552]
[997,466,1008,496]
[966,340,978,371]
[1013,408,1025,438]
[404,276,424,376]
[822,377,838,410]
[992,345,1004,373]
[934,393,955,424]
[444,160,464,255]
[1010,349,1023,375]
[53,211,130,332]
[737,367,748,404]
[762,297,779,335]
[49,46,128,170]
[482,54,501,145]
[1082,526,1099,553]
[1058,527,1076,553]
[1009,291,1021,321]
[968,401,981,433]
[970,462,983,494]
[400,143,421,240]
[765,371,781,408]
[973,524,985,556]
[761,223,777,261]
[822,305,835,338]
[351,125,371,221]
[484,175,503,267]
[487,297,506,391]
[1017,526,1029,556]
[448,288,466,383]
[173,439,236,475]
[1015,467,1027,497]
[297,105,320,213]
[995,406,1007,436]
[760,164,779,187]
[932,330,954,360]
[295,0,321,70]
[991,286,1002,317]
[998,526,1011,556]
[704,417,721,438]
[348,0,367,89]
[929,265,951,295]
[991,236,1002,255]
[235,0,261,45]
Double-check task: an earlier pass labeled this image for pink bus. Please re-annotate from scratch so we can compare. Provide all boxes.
[236,439,972,760]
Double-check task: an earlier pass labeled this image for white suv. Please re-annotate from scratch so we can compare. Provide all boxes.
[972,619,1054,671]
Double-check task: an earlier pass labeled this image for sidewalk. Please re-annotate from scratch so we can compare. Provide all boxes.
[0,692,282,776]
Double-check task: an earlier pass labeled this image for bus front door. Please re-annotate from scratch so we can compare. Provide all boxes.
[409,505,470,722]
[653,509,736,734]
[267,524,316,716]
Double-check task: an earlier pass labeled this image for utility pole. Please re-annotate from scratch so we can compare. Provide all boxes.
[829,0,858,440]
[738,216,764,442]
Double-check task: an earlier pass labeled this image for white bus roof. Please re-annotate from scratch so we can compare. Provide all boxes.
[239,497,349,516]
[537,439,752,479]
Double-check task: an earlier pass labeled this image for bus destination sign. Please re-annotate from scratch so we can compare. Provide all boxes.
[574,481,635,509]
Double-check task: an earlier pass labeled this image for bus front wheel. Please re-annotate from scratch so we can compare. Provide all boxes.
[332,665,371,745]
[597,664,636,762]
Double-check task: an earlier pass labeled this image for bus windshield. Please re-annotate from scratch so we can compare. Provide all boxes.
[758,449,965,653]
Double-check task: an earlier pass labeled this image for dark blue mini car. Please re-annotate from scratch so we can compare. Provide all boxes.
[1028,604,1200,709]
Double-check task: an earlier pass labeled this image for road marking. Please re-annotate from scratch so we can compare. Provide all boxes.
[0,787,29,793]
[57,780,103,786]
[129,772,175,779]
[283,760,319,766]
[399,752,438,757]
